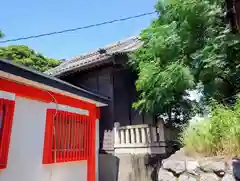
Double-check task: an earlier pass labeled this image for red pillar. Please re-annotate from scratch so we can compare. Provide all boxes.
[88,105,97,181]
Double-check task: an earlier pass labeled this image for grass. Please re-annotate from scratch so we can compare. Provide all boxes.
[181,101,240,157]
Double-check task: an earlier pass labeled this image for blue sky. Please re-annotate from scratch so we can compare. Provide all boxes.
[1,0,157,59]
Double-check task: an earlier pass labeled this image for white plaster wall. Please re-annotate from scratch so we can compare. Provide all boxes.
[0,90,15,100]
[0,96,88,181]
[48,102,89,115]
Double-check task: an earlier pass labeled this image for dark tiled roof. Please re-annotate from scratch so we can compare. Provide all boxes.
[0,59,110,105]
[45,36,142,76]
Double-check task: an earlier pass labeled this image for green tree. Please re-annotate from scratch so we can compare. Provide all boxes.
[0,31,3,38]
[0,45,60,72]
[130,0,240,123]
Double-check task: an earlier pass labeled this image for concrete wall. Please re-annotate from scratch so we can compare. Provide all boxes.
[116,154,152,181]
[99,154,119,181]
[115,153,164,181]
[0,96,90,181]
[98,153,167,181]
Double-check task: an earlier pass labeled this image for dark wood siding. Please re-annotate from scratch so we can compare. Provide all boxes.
[113,69,131,126]
[61,65,115,152]
[60,56,154,152]
[113,68,153,126]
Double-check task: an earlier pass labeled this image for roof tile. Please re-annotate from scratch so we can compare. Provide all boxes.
[45,36,142,76]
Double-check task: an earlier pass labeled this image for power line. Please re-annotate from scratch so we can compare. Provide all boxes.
[0,11,157,43]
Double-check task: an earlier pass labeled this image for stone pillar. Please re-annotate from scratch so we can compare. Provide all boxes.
[136,128,141,144]
[151,126,157,143]
[157,119,166,153]
[158,119,165,142]
[114,122,120,146]
[146,127,151,143]
[141,127,147,144]
[130,128,135,144]
[125,129,130,144]
[120,129,125,145]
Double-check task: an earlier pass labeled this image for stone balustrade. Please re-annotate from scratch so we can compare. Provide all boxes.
[113,123,166,154]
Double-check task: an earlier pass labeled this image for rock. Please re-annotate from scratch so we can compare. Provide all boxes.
[232,158,240,180]
[186,160,201,176]
[200,173,219,181]
[226,160,233,174]
[162,159,185,175]
[178,173,197,181]
[222,174,235,181]
[169,148,185,158]
[158,169,176,181]
[199,160,225,173]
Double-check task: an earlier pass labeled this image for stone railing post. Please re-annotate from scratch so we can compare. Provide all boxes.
[141,127,147,144]
[136,128,141,143]
[158,120,165,142]
[120,129,125,145]
[125,129,130,144]
[151,126,157,143]
[114,122,120,146]
[146,126,151,143]
[130,128,135,144]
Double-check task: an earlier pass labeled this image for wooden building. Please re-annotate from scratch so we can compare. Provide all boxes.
[46,37,157,153]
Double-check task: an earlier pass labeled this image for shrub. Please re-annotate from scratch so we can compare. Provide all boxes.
[181,101,240,157]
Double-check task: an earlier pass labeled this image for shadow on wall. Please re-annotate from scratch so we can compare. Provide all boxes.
[114,153,170,181]
[99,153,119,181]
[144,154,170,181]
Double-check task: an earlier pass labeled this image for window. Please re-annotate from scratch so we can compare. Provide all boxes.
[0,98,15,169]
[42,109,90,164]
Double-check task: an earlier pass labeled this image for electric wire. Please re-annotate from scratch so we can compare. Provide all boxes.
[0,11,157,43]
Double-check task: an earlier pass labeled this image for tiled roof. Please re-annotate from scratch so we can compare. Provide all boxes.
[45,36,142,76]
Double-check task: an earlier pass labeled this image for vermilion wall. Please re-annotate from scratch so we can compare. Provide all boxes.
[0,96,88,181]
[0,77,99,181]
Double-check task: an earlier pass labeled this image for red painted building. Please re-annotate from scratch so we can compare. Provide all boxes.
[0,59,108,181]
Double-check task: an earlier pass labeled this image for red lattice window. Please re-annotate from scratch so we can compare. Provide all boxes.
[42,109,90,164]
[0,98,15,169]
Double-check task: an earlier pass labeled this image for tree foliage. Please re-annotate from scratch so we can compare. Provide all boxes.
[0,45,60,72]
[130,0,240,122]
[0,31,3,38]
